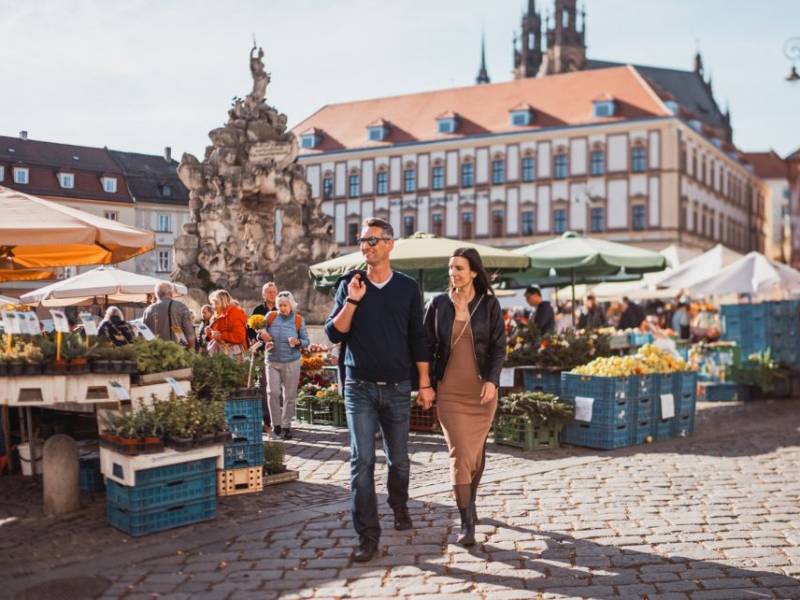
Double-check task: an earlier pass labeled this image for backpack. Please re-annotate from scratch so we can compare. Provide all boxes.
[266,311,302,335]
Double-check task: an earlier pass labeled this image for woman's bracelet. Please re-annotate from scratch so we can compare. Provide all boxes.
[419,385,433,390]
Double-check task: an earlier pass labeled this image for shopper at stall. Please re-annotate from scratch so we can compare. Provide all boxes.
[618,296,646,330]
[524,286,555,334]
[264,290,309,441]
[97,306,134,346]
[249,282,279,430]
[143,282,196,349]
[196,304,213,353]
[206,289,248,358]
[424,248,504,547]
[672,301,691,340]
[555,302,575,332]
[578,294,607,330]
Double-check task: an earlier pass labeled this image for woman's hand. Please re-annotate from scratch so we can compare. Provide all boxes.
[417,387,436,410]
[259,330,272,343]
[210,329,221,341]
[479,381,497,404]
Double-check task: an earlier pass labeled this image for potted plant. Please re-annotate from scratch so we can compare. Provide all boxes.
[191,352,248,402]
[164,398,195,451]
[118,343,138,374]
[100,412,141,455]
[263,440,286,475]
[5,343,24,376]
[21,343,44,375]
[494,391,574,450]
[62,332,91,374]
[135,406,165,454]
[88,342,113,373]
[133,337,193,381]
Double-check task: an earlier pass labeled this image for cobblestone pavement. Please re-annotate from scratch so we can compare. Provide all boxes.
[3,399,800,599]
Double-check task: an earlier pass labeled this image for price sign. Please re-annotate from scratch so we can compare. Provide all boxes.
[660,393,675,419]
[130,319,156,341]
[109,380,131,401]
[79,312,98,336]
[574,396,594,423]
[499,368,515,388]
[50,310,71,333]
[164,376,187,397]
[23,312,41,335]
[1,311,22,334]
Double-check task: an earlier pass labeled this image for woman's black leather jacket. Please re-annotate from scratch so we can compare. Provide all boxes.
[423,291,506,388]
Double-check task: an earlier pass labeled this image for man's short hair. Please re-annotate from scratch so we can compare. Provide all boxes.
[363,217,393,239]
[586,294,596,301]
[154,281,174,300]
[262,282,277,292]
[524,285,542,297]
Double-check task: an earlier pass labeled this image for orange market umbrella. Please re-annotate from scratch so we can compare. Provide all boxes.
[0,186,155,268]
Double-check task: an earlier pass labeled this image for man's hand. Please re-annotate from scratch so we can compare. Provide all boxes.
[479,381,497,405]
[259,331,272,343]
[417,387,436,410]
[347,274,366,302]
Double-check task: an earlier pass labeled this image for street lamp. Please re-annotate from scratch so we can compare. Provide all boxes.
[785,37,800,82]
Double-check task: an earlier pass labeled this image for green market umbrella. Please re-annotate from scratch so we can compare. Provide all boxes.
[309,232,530,292]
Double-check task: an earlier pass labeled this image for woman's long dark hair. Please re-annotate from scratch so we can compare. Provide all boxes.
[450,247,495,296]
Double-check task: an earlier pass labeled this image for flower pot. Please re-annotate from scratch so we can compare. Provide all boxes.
[215,431,233,443]
[166,435,195,451]
[7,360,24,376]
[45,359,68,375]
[122,360,138,374]
[116,436,142,456]
[140,436,165,454]
[23,362,43,375]
[195,432,217,448]
[92,359,111,374]
[69,358,88,374]
[109,359,124,373]
[264,464,287,476]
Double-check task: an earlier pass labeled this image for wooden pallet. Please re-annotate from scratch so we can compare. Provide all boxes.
[263,469,299,487]
[217,466,264,496]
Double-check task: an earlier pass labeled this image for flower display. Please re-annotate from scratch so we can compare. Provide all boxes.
[247,314,266,330]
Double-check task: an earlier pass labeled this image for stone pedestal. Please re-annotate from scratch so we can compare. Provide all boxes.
[43,434,80,516]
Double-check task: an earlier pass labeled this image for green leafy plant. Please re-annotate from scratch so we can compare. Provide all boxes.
[191,352,248,402]
[497,391,573,426]
[61,332,92,361]
[729,349,790,394]
[299,382,343,403]
[133,337,192,374]
[264,440,286,473]
[506,324,612,370]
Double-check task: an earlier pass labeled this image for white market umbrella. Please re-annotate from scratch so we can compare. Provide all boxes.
[657,244,742,290]
[692,252,800,296]
[21,266,187,306]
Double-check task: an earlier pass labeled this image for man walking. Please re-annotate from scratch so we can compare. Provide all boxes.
[325,217,434,563]
[142,282,196,349]
[249,282,279,431]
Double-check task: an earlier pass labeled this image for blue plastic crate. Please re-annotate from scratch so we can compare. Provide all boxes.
[665,372,697,397]
[654,418,672,440]
[225,397,263,423]
[223,441,264,468]
[227,418,263,443]
[127,457,216,487]
[561,373,636,426]
[672,412,695,437]
[560,422,631,450]
[520,368,562,396]
[105,472,216,512]
[628,331,654,347]
[702,382,749,402]
[79,455,105,493]
[632,416,652,444]
[107,496,216,537]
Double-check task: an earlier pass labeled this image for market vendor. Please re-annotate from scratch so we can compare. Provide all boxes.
[524,286,555,334]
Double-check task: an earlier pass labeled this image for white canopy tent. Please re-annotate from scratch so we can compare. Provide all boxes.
[20,266,188,307]
[657,244,743,291]
[691,252,800,297]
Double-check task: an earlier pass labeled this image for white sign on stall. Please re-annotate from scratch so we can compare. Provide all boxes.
[1,311,22,334]
[109,380,131,401]
[40,319,55,333]
[660,393,675,420]
[499,368,515,388]
[574,396,595,423]
[79,312,98,336]
[50,310,71,333]
[164,376,187,397]
[130,319,156,341]
[23,312,41,335]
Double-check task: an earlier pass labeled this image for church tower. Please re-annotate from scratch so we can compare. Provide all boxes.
[476,34,491,84]
[513,0,543,79]
[540,0,587,75]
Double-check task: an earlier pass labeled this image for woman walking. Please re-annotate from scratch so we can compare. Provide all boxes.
[263,291,309,440]
[205,290,248,358]
[423,248,505,546]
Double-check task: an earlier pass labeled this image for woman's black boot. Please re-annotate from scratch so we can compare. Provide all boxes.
[457,507,475,546]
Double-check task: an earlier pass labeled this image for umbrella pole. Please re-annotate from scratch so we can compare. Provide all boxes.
[571,269,577,328]
[418,269,424,294]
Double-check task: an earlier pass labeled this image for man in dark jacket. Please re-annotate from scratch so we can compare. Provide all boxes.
[325,217,434,563]
[578,294,607,330]
[619,296,646,330]
[524,286,555,334]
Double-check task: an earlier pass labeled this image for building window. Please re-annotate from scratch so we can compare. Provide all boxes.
[431,166,444,190]
[491,160,505,185]
[592,100,616,117]
[461,212,474,238]
[161,184,172,198]
[157,250,171,273]
[13,167,29,184]
[102,177,117,193]
[632,205,646,231]
[437,118,457,134]
[432,213,444,236]
[590,151,605,176]
[0,166,4,181]
[553,209,567,234]
[521,210,535,235]
[347,222,359,246]
[104,210,119,221]
[375,171,388,195]
[57,173,75,189]
[300,133,319,149]
[521,157,536,182]
[461,163,474,188]
[590,207,604,232]
[403,169,416,193]
[157,214,171,232]
[323,176,333,199]
[491,209,504,237]
[403,215,415,237]
[367,126,387,142]
[554,154,568,179]
[510,110,532,126]
[680,205,687,229]
[348,174,360,198]
[631,147,647,172]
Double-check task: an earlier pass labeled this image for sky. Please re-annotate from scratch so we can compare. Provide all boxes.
[2,0,798,160]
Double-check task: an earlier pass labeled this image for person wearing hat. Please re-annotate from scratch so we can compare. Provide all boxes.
[524,286,555,334]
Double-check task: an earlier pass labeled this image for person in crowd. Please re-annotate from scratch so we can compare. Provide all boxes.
[618,296,646,330]
[264,290,309,441]
[578,294,606,330]
[142,282,196,349]
[606,302,622,328]
[325,217,433,563]
[672,300,691,340]
[423,248,504,547]
[555,302,575,332]
[197,304,213,352]
[206,289,248,358]
[249,282,279,431]
[524,286,555,334]
[97,306,134,346]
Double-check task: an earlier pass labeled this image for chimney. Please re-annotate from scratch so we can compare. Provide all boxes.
[164,146,172,162]
[19,130,28,140]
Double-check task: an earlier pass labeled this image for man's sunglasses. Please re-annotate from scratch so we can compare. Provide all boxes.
[357,236,392,247]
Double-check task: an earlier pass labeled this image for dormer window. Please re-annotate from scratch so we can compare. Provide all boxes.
[367,119,389,142]
[299,128,321,149]
[509,103,534,126]
[711,138,722,149]
[13,167,28,185]
[101,177,117,193]
[436,112,459,134]
[592,100,616,118]
[57,172,75,189]
[161,184,172,198]
[688,119,703,133]
[664,100,679,114]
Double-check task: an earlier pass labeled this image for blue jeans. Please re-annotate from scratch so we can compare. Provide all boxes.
[344,378,411,542]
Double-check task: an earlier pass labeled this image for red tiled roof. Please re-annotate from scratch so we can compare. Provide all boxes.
[294,66,670,154]
[740,151,788,179]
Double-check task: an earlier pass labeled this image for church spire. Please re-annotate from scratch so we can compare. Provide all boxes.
[476,33,490,84]
[513,0,543,78]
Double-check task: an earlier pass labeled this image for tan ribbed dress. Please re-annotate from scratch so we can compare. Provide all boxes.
[437,319,497,485]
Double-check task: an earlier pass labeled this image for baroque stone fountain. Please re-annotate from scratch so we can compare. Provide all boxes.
[172,45,335,321]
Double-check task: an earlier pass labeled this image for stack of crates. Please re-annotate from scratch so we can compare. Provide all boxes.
[220,393,264,495]
[79,452,105,493]
[721,301,800,368]
[106,457,217,536]
[519,367,562,396]
[654,371,698,439]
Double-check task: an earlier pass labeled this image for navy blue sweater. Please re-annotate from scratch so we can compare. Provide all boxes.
[325,271,429,383]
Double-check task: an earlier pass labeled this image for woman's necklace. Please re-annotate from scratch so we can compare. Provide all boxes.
[451,286,475,319]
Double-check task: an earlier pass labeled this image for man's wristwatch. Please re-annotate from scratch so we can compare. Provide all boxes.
[346,298,360,306]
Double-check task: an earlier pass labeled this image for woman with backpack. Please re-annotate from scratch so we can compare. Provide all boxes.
[97,306,135,346]
[263,290,309,440]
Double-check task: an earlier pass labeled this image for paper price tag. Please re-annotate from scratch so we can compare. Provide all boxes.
[109,380,130,401]
[79,312,98,336]
[130,319,156,340]
[23,312,41,336]
[499,368,515,388]
[50,310,71,333]
[574,396,594,422]
[164,376,187,397]
[40,319,55,333]
[660,393,675,419]
[718,352,733,365]
[1,311,22,334]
